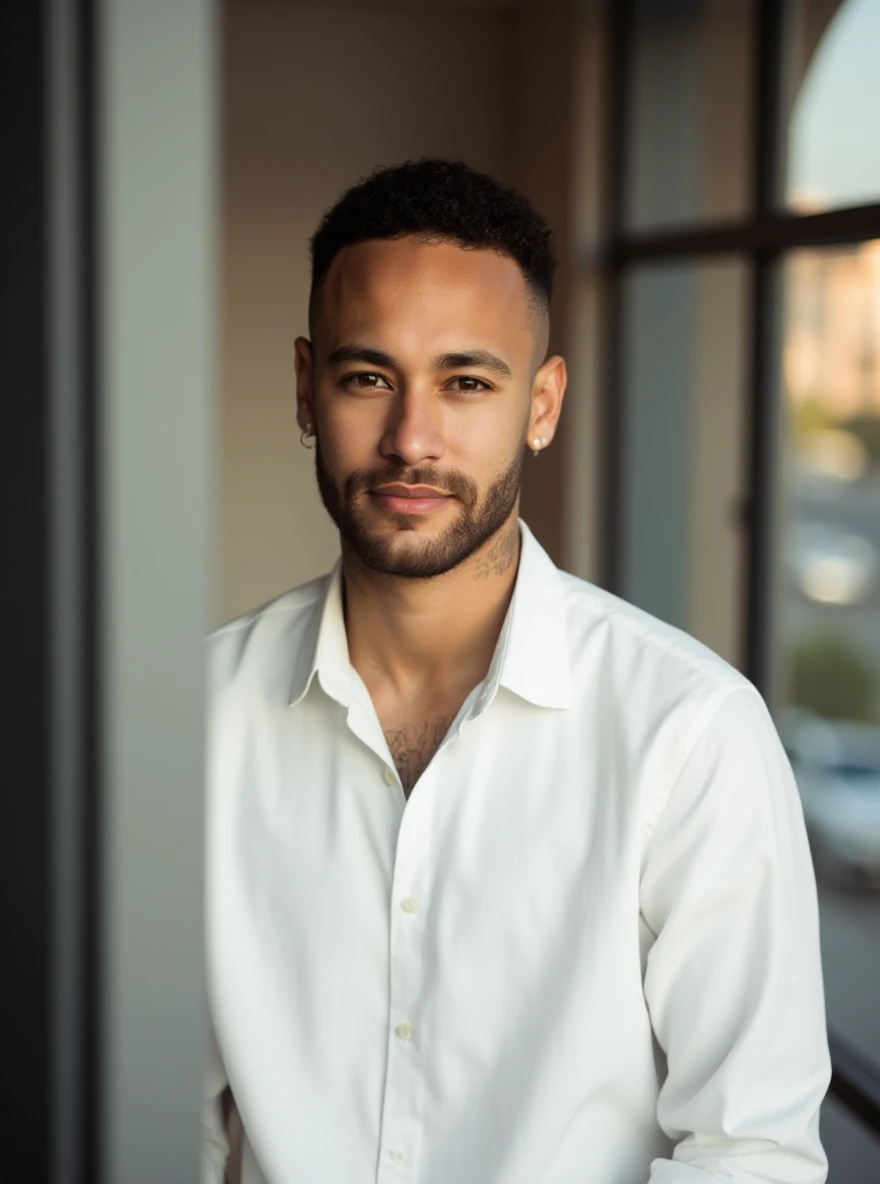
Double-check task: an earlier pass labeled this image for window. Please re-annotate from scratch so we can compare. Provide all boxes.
[623,0,752,230]
[604,0,880,1174]
[783,0,880,213]
[618,259,748,662]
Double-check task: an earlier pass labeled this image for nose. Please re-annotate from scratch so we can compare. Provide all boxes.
[379,387,445,467]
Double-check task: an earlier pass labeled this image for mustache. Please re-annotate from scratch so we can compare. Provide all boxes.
[344,464,479,507]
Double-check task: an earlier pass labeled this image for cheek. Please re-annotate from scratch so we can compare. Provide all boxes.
[445,404,528,461]
[317,401,383,462]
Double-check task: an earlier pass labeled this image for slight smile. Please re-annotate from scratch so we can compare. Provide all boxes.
[370,483,454,516]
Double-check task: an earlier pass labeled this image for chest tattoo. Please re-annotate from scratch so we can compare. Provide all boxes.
[384,716,449,795]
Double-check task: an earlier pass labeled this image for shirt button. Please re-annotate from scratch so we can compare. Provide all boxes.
[400,896,418,914]
[383,767,397,786]
[388,1149,405,1165]
[395,1020,414,1041]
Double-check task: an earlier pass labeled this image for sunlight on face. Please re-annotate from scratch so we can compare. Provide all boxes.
[306,237,546,578]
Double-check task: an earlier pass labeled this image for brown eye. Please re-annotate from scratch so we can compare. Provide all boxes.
[448,377,491,393]
[344,372,391,391]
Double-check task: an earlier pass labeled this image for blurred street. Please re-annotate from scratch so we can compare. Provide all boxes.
[818,883,880,1061]
[790,473,880,673]
[788,461,880,1080]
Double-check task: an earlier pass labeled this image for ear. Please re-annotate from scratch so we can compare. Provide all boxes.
[527,354,567,453]
[294,336,315,433]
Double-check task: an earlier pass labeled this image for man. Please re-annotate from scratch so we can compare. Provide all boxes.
[204,159,830,1183]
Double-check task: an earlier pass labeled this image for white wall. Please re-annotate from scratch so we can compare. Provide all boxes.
[97,2,215,1178]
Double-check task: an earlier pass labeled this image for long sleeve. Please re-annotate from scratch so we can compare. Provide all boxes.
[202,1017,230,1184]
[639,686,831,1183]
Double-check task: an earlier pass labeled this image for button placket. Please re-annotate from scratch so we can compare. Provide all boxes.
[377,770,433,1181]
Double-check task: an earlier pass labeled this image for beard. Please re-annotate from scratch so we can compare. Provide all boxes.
[314,441,524,579]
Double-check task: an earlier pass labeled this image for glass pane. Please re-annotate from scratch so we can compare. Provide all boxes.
[774,242,880,1073]
[618,259,748,665]
[623,0,752,231]
[783,0,880,212]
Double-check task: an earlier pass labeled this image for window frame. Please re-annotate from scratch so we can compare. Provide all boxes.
[599,0,880,1135]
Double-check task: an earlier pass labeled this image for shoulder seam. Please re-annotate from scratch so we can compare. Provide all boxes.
[563,585,746,692]
[641,683,761,845]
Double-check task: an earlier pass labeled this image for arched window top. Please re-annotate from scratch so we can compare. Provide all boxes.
[788,0,880,211]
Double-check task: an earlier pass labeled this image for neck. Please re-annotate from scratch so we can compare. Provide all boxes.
[343,515,521,697]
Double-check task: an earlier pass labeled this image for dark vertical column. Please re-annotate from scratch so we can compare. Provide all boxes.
[743,0,785,692]
[1,2,102,1179]
[47,1,103,1180]
[597,0,632,593]
[0,1,52,1173]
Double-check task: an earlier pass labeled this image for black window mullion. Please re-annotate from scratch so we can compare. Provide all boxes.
[597,0,633,594]
[742,0,785,691]
[599,202,880,266]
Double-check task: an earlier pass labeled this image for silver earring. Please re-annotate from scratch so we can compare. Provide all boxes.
[300,423,314,450]
[531,436,547,457]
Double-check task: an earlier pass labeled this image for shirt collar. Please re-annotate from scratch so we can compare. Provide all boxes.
[488,520,572,711]
[287,561,346,708]
[287,519,572,712]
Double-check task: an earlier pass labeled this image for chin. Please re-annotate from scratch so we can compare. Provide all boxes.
[364,501,458,536]
[344,527,472,580]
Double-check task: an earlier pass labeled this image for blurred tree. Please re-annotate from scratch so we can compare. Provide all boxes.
[842,412,880,468]
[789,630,878,722]
[791,395,833,441]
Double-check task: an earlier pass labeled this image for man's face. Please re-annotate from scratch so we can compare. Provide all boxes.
[296,236,561,579]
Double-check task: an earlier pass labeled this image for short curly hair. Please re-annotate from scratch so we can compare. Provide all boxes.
[308,159,555,328]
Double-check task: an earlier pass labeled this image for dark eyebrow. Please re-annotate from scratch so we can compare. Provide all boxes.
[326,345,397,369]
[325,344,514,380]
[433,350,513,378]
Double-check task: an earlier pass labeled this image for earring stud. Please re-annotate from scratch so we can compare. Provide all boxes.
[531,436,547,456]
[300,422,314,450]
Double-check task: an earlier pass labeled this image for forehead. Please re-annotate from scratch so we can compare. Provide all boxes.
[314,237,537,355]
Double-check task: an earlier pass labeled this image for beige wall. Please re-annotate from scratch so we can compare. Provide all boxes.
[507,0,576,571]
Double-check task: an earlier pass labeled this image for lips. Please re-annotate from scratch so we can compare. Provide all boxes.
[371,483,451,499]
[370,483,453,516]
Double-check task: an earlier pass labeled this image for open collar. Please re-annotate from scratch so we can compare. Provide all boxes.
[287,520,572,713]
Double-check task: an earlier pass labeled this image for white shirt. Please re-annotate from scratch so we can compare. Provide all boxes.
[203,521,830,1184]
